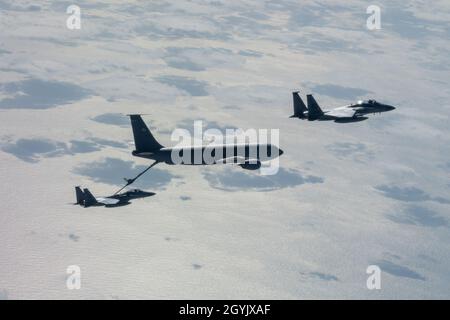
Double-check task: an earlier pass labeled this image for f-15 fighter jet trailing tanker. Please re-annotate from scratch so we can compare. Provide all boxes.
[290,91,395,123]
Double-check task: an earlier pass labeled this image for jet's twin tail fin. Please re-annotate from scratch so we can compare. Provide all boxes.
[75,186,84,205]
[291,92,307,118]
[129,115,164,152]
[82,188,98,207]
[307,94,324,119]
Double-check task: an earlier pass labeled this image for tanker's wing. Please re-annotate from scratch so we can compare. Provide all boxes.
[215,156,261,170]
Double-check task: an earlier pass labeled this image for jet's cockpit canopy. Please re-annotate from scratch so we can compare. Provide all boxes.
[358,99,377,105]
[122,189,142,195]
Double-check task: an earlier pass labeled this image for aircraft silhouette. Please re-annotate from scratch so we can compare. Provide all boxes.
[75,187,155,208]
[290,91,395,122]
[127,114,283,168]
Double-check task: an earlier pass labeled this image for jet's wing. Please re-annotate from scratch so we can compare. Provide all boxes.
[96,197,120,205]
[216,156,253,164]
[326,108,356,118]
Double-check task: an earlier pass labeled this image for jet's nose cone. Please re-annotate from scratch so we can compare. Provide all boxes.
[387,105,396,111]
[279,149,284,156]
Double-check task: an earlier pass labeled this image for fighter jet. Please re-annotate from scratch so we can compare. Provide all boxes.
[75,187,155,208]
[290,91,395,123]
[127,115,283,170]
